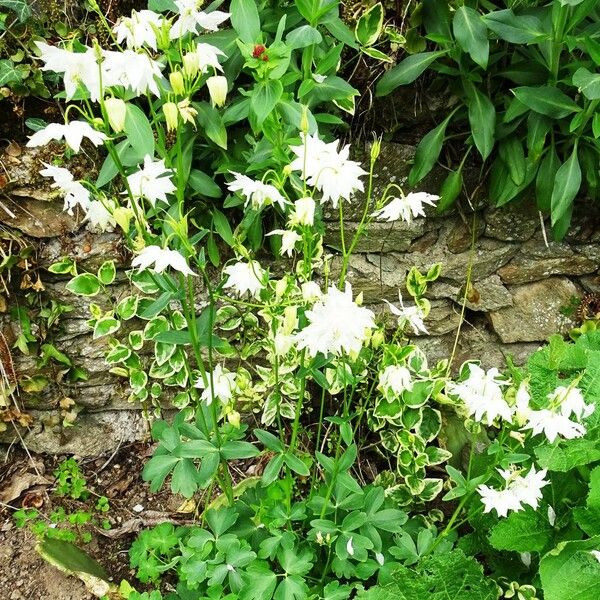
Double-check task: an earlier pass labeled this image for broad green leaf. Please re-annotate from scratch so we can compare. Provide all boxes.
[573,67,600,100]
[489,509,553,552]
[189,169,222,198]
[453,6,489,69]
[93,317,120,339]
[526,112,552,160]
[250,79,283,126]
[0,59,22,86]
[408,113,453,185]
[466,85,495,160]
[284,452,310,477]
[536,145,560,212]
[124,104,154,160]
[499,137,526,185]
[551,146,581,226]
[436,168,463,213]
[0,0,32,22]
[212,208,235,246]
[375,51,447,97]
[96,140,129,188]
[195,102,228,149]
[483,9,544,43]
[535,438,600,471]
[66,273,102,296]
[97,261,116,285]
[355,2,384,47]
[540,537,600,600]
[230,0,260,43]
[142,455,180,492]
[513,86,581,119]
[286,25,322,49]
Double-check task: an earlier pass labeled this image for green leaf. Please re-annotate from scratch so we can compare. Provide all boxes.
[0,59,22,86]
[171,459,199,498]
[221,441,259,460]
[355,2,384,47]
[124,104,154,160]
[573,67,600,100]
[551,146,581,226]
[408,113,453,185]
[483,9,544,43]
[284,452,310,477]
[453,6,489,69]
[97,260,116,285]
[0,0,32,22]
[250,79,283,126]
[375,51,447,97]
[499,137,526,185]
[195,102,227,149]
[489,509,553,552]
[513,86,581,119]
[535,438,600,471]
[93,317,120,339]
[240,564,277,600]
[465,85,495,160]
[142,455,180,492]
[254,429,284,453]
[37,538,108,581]
[262,454,285,486]
[212,209,234,246]
[189,169,222,198]
[116,295,138,320]
[437,168,463,213]
[66,274,102,297]
[286,25,322,49]
[536,145,560,212]
[540,537,600,600]
[230,0,260,43]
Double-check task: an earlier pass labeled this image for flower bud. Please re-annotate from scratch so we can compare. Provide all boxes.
[275,277,287,299]
[300,105,310,133]
[112,206,133,233]
[301,281,321,303]
[206,75,228,108]
[169,70,185,95]
[371,328,385,348]
[162,101,179,131]
[104,97,126,132]
[370,134,382,162]
[182,51,200,78]
[227,410,241,428]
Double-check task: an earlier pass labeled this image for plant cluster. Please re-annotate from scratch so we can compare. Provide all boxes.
[376,0,600,238]
[13,0,600,599]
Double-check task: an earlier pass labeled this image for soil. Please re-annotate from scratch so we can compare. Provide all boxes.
[0,442,189,599]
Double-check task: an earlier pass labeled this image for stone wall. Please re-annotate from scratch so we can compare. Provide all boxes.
[1,141,599,455]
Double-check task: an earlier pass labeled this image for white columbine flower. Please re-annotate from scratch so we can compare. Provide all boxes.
[39,164,91,214]
[477,465,549,518]
[371,192,439,224]
[379,365,413,396]
[85,200,116,233]
[289,197,316,227]
[448,364,512,425]
[384,291,428,335]
[35,42,101,101]
[266,229,302,257]
[301,281,322,303]
[170,0,230,39]
[591,550,600,563]
[549,385,595,420]
[194,364,237,405]
[522,409,586,443]
[295,283,375,357]
[131,245,196,277]
[103,50,163,97]
[289,132,367,208]
[185,43,226,76]
[223,261,266,299]
[126,155,176,206]
[27,121,107,153]
[113,10,165,50]
[227,173,287,211]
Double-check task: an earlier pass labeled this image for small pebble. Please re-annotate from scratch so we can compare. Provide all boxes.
[132,504,144,513]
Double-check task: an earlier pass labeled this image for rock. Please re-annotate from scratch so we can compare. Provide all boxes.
[429,275,513,312]
[497,255,596,285]
[0,197,80,238]
[446,220,485,254]
[578,275,600,293]
[0,410,155,456]
[489,278,580,343]
[341,254,408,302]
[484,202,538,242]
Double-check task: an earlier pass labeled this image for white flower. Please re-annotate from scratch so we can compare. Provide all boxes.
[194,364,237,405]
[227,173,287,210]
[379,365,413,396]
[295,283,375,357]
[477,465,549,518]
[27,121,107,152]
[85,200,116,232]
[274,332,294,357]
[371,192,439,223]
[170,0,230,39]
[184,43,226,76]
[39,164,91,214]
[346,537,355,557]
[514,381,532,423]
[289,197,316,227]
[522,409,586,443]
[104,97,127,132]
[35,42,101,101]
[384,291,428,335]
[126,155,176,206]
[113,10,164,50]
[266,229,301,257]
[103,50,163,97]
[375,552,385,566]
[591,550,600,563]
[547,505,556,526]
[289,132,367,208]
[448,364,512,425]
[301,281,322,304]
[223,261,266,298]
[131,245,196,277]
[549,385,595,420]
[520,552,531,568]
[206,75,228,107]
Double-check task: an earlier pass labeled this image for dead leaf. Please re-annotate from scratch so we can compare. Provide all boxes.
[176,498,197,513]
[22,491,45,509]
[0,472,52,503]
[5,141,22,158]
[59,397,76,410]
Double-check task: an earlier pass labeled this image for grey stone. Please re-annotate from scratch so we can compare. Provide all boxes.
[484,203,538,242]
[579,275,600,293]
[497,255,596,285]
[489,278,580,343]
[446,219,485,254]
[429,275,513,312]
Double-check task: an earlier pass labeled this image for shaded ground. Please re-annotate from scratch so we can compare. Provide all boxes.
[0,443,188,599]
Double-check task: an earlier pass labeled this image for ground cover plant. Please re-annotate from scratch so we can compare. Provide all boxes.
[4,0,600,599]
